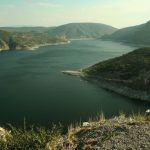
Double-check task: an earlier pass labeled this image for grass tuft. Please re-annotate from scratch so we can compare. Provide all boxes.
[131,112,146,122]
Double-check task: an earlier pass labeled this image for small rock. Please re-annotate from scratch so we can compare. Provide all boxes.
[83,122,90,127]
[146,109,150,115]
[146,109,150,112]
[145,109,150,120]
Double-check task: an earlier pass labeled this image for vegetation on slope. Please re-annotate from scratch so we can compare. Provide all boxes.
[84,48,150,91]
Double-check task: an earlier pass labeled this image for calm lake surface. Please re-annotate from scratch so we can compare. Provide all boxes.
[0,39,150,127]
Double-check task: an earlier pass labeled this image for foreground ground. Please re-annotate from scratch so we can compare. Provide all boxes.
[0,112,150,150]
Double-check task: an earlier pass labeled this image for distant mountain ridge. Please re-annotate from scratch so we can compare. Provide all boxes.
[102,20,150,45]
[0,23,117,39]
[47,23,117,39]
[0,22,118,51]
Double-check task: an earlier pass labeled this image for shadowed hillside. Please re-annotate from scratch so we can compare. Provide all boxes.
[102,20,150,45]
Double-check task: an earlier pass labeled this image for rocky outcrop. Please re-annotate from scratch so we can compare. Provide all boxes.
[61,70,85,77]
[0,39,9,51]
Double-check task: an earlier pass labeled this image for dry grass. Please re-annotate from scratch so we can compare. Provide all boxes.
[131,112,146,122]
[0,124,62,150]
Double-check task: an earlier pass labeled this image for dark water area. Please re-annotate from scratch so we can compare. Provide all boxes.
[0,39,149,128]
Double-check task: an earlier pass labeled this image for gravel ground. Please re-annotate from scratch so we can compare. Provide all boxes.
[53,115,150,150]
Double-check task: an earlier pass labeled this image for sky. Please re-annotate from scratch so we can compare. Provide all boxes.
[0,0,150,28]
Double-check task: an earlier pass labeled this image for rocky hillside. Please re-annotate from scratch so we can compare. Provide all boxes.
[102,20,150,45]
[47,23,117,39]
[83,48,150,101]
[0,30,68,51]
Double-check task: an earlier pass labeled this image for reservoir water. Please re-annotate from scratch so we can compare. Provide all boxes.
[0,39,150,127]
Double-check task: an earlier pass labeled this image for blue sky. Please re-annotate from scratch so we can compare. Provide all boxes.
[0,0,150,28]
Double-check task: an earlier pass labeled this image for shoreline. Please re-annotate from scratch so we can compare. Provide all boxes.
[61,70,85,77]
[25,40,71,50]
[0,40,71,52]
[85,76,150,102]
[70,38,96,41]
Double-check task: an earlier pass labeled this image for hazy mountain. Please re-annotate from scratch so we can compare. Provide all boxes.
[47,23,117,39]
[102,20,150,45]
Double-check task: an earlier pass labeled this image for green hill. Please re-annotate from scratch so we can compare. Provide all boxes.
[102,21,150,45]
[47,23,117,39]
[83,48,150,101]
